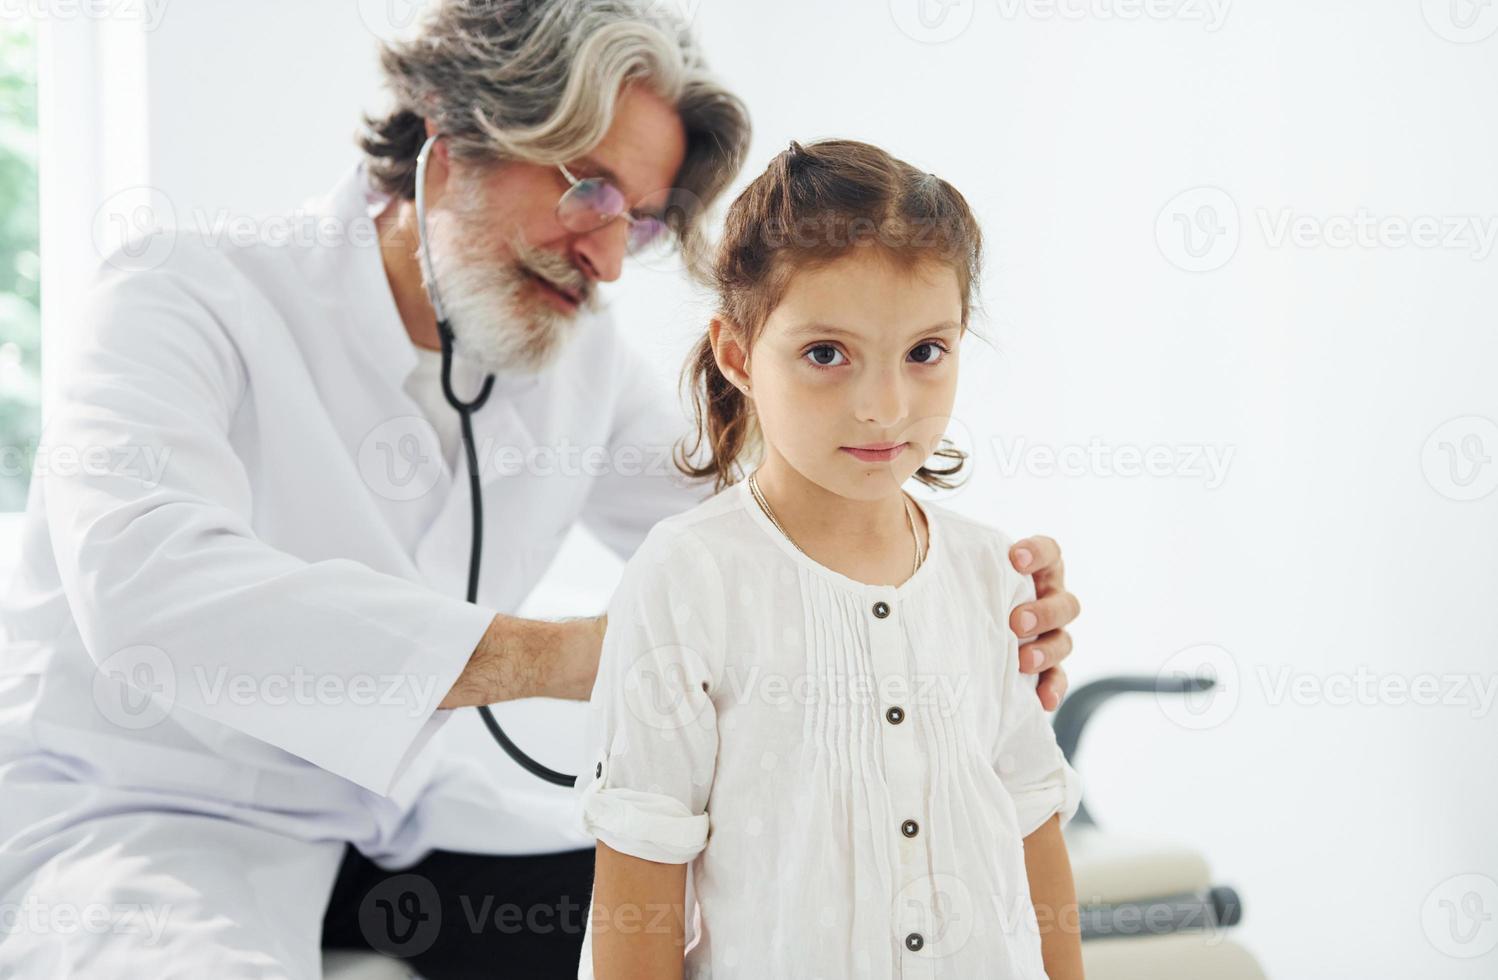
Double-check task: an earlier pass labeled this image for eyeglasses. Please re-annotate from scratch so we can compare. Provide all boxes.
[554,163,674,257]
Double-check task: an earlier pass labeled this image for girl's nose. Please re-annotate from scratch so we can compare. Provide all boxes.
[855,363,909,429]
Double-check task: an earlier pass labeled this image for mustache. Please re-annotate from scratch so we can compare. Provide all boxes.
[510,235,592,306]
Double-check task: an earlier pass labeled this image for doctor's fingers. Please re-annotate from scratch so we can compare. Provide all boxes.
[1008,534,1063,581]
[1009,584,1081,646]
[1018,625,1073,676]
[1035,663,1071,712]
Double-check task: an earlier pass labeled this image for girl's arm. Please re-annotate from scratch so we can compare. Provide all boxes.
[592,841,689,980]
[1023,813,1085,980]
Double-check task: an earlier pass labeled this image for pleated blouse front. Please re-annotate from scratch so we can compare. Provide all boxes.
[574,479,1081,979]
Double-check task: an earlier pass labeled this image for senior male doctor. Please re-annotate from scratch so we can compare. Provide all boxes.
[0,2,1084,977]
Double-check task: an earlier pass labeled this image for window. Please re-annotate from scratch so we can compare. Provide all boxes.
[0,20,40,512]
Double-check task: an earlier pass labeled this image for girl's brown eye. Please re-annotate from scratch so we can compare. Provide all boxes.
[910,342,947,365]
[804,345,846,369]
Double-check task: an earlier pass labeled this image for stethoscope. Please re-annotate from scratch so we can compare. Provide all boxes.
[414,133,576,787]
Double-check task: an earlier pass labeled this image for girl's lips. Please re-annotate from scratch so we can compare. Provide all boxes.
[841,443,908,462]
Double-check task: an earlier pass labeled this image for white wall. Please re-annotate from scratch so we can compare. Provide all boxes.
[33,1,1498,976]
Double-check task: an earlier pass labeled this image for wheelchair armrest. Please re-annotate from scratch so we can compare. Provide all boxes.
[1052,673,1216,764]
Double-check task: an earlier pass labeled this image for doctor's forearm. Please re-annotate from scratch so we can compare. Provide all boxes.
[439,613,606,708]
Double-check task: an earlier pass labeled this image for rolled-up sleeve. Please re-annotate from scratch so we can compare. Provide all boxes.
[574,523,725,864]
[991,557,1083,839]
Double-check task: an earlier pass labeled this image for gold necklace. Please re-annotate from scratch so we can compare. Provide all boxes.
[747,471,925,577]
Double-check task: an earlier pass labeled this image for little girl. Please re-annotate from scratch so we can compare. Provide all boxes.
[574,139,1084,979]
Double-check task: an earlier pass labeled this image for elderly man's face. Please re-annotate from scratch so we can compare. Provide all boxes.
[424,82,686,373]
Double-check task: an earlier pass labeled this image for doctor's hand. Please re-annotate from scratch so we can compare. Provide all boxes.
[1007,535,1080,712]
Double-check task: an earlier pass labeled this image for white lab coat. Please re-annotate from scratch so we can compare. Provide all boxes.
[0,162,710,976]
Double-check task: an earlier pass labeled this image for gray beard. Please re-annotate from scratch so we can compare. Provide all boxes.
[427,246,581,377]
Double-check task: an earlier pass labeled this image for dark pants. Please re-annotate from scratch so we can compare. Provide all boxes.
[320,843,596,979]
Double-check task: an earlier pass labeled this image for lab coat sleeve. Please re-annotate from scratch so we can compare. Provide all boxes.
[574,522,725,864]
[989,544,1083,839]
[578,333,715,561]
[43,246,497,797]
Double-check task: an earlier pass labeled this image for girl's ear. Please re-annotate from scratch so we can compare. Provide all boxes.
[709,317,752,392]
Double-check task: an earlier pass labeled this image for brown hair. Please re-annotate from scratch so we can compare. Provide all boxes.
[675,138,987,494]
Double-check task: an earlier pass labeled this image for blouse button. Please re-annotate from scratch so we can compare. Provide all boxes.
[901,819,919,838]
[885,706,905,725]
[905,932,924,952]
[872,601,890,619]
[596,762,603,779]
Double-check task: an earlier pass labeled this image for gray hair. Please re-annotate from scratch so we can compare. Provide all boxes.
[359,0,751,277]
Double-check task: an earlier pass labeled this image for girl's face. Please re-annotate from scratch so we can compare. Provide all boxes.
[738,248,965,501]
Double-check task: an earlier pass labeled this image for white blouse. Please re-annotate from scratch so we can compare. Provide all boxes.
[573,479,1082,979]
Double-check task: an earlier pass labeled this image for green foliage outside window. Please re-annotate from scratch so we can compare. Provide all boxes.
[0,23,41,512]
